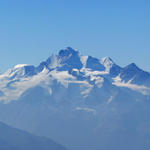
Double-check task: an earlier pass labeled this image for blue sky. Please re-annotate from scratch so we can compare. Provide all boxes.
[0,0,150,72]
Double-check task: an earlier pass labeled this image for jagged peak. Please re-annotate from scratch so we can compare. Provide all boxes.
[100,56,115,72]
[58,47,79,57]
[37,47,82,71]
[100,56,114,65]
[124,63,141,71]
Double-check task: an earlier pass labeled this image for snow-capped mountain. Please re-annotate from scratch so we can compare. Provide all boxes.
[0,47,150,150]
[0,47,150,102]
[119,63,150,86]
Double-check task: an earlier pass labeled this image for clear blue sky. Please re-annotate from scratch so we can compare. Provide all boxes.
[0,0,150,73]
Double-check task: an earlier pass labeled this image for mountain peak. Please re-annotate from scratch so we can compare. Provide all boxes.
[58,47,79,57]
[124,63,140,71]
[101,57,114,65]
[100,56,115,72]
[128,63,137,67]
[14,64,32,69]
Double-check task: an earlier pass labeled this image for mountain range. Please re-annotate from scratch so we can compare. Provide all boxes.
[0,47,150,150]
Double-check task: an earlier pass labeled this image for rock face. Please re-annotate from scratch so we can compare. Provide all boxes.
[0,121,67,150]
[0,47,150,150]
